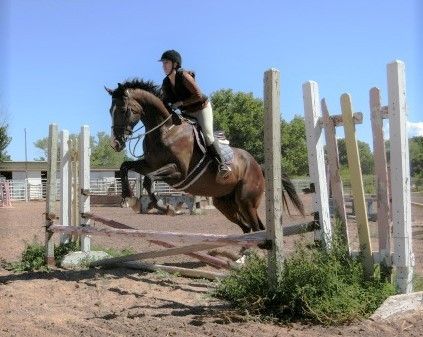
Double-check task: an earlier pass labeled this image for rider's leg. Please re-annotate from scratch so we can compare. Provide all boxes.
[207,140,231,178]
[192,102,231,178]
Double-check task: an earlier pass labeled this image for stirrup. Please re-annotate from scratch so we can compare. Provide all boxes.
[217,164,232,178]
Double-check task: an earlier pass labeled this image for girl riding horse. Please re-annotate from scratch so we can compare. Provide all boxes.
[159,49,231,180]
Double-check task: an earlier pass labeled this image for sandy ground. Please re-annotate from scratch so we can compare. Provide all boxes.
[1,196,422,337]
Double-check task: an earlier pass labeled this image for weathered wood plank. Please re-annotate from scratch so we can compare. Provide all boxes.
[79,126,91,252]
[47,224,267,246]
[321,98,349,248]
[60,130,70,244]
[387,60,413,294]
[121,261,227,280]
[370,87,392,278]
[45,124,58,266]
[330,111,363,126]
[90,242,227,267]
[303,81,332,247]
[264,69,284,288]
[341,93,373,279]
[148,240,233,270]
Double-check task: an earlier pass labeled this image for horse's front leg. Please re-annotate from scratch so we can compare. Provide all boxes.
[119,159,152,210]
[143,163,182,215]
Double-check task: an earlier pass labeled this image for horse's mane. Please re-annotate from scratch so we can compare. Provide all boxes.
[113,78,162,99]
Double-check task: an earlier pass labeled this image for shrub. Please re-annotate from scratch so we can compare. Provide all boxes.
[214,223,395,325]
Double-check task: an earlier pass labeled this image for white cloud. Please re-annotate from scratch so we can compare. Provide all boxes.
[407,122,423,137]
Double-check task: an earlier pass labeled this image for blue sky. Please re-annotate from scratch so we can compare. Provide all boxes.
[1,0,421,161]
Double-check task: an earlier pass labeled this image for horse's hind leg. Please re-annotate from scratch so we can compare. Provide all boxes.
[213,194,251,234]
[211,195,254,262]
[234,180,265,232]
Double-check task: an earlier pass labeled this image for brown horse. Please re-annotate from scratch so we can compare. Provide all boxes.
[105,79,304,234]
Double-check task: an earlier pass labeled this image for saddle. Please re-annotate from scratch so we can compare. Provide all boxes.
[183,116,233,164]
[169,116,233,190]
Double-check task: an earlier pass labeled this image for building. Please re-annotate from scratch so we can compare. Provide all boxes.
[0,161,140,201]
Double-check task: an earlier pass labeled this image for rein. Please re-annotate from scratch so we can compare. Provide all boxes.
[124,113,173,158]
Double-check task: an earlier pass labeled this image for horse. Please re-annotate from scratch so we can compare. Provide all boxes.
[105,79,304,236]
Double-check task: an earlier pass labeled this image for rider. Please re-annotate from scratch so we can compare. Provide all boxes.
[159,49,231,179]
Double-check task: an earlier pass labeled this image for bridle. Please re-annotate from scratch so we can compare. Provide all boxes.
[112,105,173,158]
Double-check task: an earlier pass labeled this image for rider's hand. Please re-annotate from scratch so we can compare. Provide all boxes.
[171,101,183,109]
[172,111,183,125]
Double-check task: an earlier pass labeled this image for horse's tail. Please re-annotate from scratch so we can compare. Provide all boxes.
[260,165,305,217]
[282,173,305,216]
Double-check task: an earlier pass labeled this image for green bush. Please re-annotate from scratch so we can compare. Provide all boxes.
[7,239,80,272]
[214,224,395,325]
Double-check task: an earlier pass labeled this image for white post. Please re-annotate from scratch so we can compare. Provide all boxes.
[302,81,332,247]
[60,130,70,244]
[264,69,284,288]
[79,125,91,252]
[45,123,58,266]
[387,60,413,294]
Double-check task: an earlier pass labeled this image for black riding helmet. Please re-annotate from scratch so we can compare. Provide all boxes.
[159,50,182,68]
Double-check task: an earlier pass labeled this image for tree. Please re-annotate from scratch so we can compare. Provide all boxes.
[281,116,308,176]
[409,136,423,178]
[0,123,11,162]
[91,132,129,168]
[211,89,309,176]
[211,89,265,163]
[34,132,128,167]
[337,138,374,175]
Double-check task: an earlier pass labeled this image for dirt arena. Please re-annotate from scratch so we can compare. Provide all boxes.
[1,197,422,337]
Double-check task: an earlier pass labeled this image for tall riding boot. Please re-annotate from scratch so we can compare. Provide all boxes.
[207,140,232,179]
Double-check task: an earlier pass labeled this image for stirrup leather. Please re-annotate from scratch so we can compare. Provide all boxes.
[217,164,232,178]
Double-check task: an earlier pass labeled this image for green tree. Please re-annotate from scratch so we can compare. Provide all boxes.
[211,89,309,176]
[34,138,49,161]
[34,132,128,167]
[211,89,265,163]
[281,116,308,176]
[409,136,423,178]
[0,123,11,162]
[337,138,374,175]
[34,134,79,161]
[91,132,129,168]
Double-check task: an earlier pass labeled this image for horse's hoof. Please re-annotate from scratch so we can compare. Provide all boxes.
[166,205,177,216]
[122,197,140,213]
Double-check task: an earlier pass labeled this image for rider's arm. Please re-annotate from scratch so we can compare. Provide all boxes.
[161,78,173,112]
[180,71,207,108]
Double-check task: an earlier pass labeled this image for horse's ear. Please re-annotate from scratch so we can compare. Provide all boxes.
[104,86,113,95]
[124,89,131,98]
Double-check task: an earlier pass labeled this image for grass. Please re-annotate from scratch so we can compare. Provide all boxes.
[213,222,396,325]
[91,245,136,258]
[6,239,135,272]
[413,274,423,291]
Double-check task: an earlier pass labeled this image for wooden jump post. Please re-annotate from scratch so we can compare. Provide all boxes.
[264,69,331,289]
[45,124,91,266]
[264,69,284,287]
[303,60,414,293]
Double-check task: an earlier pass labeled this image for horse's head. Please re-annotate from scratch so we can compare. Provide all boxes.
[105,84,143,152]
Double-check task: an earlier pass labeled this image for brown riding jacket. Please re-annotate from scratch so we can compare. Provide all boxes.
[161,70,208,113]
